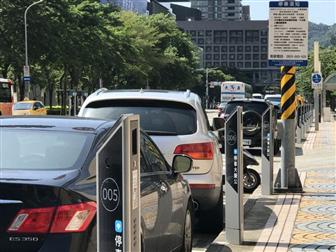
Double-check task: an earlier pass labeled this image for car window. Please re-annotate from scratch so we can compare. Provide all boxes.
[82,99,197,136]
[225,101,268,115]
[140,151,152,174]
[141,134,169,173]
[14,102,32,110]
[0,129,93,170]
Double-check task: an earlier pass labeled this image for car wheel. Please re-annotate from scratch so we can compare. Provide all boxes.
[243,168,260,194]
[198,189,223,233]
[181,201,193,252]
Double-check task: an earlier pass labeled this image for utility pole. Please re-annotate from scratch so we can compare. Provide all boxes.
[205,68,209,109]
[313,42,320,130]
[24,0,44,99]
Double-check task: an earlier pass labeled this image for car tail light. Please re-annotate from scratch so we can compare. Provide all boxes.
[50,202,96,233]
[7,207,55,233]
[189,184,216,189]
[174,142,214,160]
[7,202,96,234]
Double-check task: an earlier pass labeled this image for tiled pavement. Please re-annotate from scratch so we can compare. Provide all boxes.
[289,121,336,251]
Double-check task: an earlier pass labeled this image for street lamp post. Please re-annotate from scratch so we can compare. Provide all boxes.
[24,0,44,98]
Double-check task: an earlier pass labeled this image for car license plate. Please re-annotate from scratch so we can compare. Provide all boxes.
[243,139,251,146]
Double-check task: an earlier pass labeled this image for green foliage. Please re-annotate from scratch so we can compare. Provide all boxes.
[308,22,336,50]
[0,1,206,105]
[296,46,336,101]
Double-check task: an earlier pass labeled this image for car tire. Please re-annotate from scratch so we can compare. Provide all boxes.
[181,200,193,252]
[243,111,262,136]
[243,168,260,194]
[198,189,223,234]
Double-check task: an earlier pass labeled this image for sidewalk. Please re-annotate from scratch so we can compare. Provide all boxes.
[207,120,336,252]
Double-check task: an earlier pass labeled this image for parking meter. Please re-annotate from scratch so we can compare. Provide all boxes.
[97,114,140,252]
[261,105,274,195]
[225,106,244,245]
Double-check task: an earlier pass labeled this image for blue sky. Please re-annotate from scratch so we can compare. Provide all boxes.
[242,0,336,25]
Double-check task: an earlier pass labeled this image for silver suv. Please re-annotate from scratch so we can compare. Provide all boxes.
[78,89,224,232]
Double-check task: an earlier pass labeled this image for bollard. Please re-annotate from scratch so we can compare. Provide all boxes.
[296,106,302,144]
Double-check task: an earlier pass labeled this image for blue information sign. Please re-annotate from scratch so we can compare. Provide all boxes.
[312,73,322,84]
[23,76,31,81]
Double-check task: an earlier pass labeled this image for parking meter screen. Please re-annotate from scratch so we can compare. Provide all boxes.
[98,128,123,252]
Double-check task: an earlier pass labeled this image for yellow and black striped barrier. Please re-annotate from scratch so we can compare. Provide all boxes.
[280,66,296,120]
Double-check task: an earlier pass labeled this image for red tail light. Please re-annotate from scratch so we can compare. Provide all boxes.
[174,142,214,160]
[8,202,96,234]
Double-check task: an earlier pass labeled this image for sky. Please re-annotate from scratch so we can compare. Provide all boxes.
[242,0,336,25]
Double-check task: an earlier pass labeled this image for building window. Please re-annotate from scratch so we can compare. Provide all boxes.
[237,46,243,52]
[260,30,267,36]
[206,62,212,67]
[229,46,235,52]
[237,54,243,60]
[261,46,267,52]
[253,46,259,52]
[214,30,227,44]
[245,62,251,68]
[198,31,204,36]
[214,54,220,60]
[245,30,259,43]
[206,54,212,60]
[190,30,196,36]
[206,46,212,52]
[229,54,235,60]
[261,38,267,44]
[261,62,267,68]
[228,13,234,17]
[261,54,267,60]
[245,54,251,60]
[229,62,235,68]
[198,38,204,44]
[227,0,234,3]
[221,62,227,67]
[237,62,243,68]
[253,54,259,60]
[228,6,234,10]
[206,37,212,44]
[214,62,220,67]
[214,46,220,52]
[221,54,227,60]
[245,46,251,52]
[229,30,243,44]
[221,46,227,52]
[253,62,259,68]
[206,30,212,36]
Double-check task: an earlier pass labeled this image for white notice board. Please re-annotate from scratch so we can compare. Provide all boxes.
[268,1,309,67]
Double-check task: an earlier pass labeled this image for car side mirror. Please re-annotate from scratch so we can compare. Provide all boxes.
[172,155,193,173]
[212,117,225,131]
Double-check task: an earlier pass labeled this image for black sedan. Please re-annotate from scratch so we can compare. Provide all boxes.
[0,117,193,252]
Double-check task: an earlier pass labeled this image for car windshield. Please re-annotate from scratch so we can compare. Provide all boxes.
[225,101,269,115]
[0,82,11,102]
[14,102,33,110]
[0,129,93,170]
[82,99,197,135]
[266,97,281,103]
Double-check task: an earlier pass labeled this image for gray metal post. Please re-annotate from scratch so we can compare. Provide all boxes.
[262,106,274,195]
[296,106,302,144]
[68,95,72,116]
[225,106,243,245]
[205,68,209,109]
[314,90,319,131]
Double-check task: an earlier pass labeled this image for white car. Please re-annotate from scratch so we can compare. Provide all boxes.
[78,89,224,232]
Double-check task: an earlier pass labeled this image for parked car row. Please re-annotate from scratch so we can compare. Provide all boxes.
[1,89,263,252]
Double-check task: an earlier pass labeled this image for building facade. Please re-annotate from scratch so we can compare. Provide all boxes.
[100,0,148,14]
[177,20,280,89]
[191,0,242,21]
